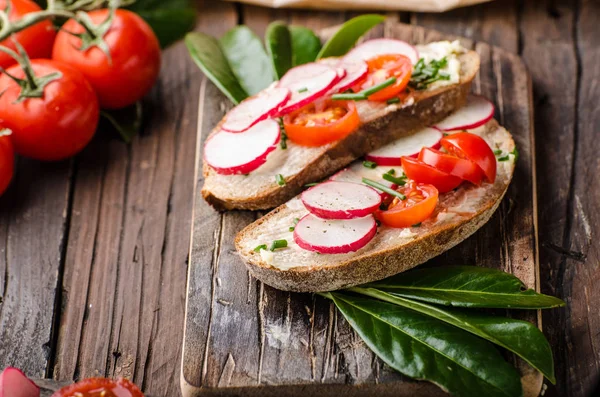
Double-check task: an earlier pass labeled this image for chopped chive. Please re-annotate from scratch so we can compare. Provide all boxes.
[332,92,367,101]
[498,155,510,162]
[293,217,300,224]
[386,97,401,105]
[254,244,267,252]
[493,149,503,155]
[382,173,407,186]
[443,133,449,137]
[363,160,377,169]
[298,87,308,93]
[289,227,295,232]
[362,177,406,200]
[270,239,288,251]
[511,147,519,161]
[276,174,286,186]
[305,182,319,187]
[362,77,397,97]
[412,222,422,227]
[386,169,396,175]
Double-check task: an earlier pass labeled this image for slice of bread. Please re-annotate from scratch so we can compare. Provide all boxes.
[235,119,516,292]
[202,50,480,211]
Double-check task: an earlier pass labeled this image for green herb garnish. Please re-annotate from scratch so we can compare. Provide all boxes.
[363,160,377,169]
[305,182,319,187]
[382,173,407,186]
[511,147,519,161]
[254,244,267,252]
[386,97,401,104]
[409,57,451,90]
[362,77,397,96]
[289,218,300,232]
[363,177,406,200]
[493,149,503,155]
[386,169,396,175]
[298,87,308,93]
[332,92,367,101]
[498,155,510,162]
[276,174,286,186]
[270,239,288,251]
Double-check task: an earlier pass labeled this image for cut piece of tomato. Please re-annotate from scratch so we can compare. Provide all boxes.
[376,181,438,228]
[51,378,143,397]
[283,100,360,147]
[418,147,484,185]
[401,156,463,193]
[440,132,497,183]
[353,54,412,102]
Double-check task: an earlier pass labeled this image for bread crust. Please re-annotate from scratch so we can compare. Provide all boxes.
[202,51,480,211]
[235,120,516,292]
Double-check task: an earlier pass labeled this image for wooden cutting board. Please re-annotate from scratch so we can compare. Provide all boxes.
[181,22,539,397]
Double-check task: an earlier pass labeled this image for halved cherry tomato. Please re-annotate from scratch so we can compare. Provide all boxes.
[401,156,463,193]
[441,132,497,183]
[418,147,484,185]
[354,54,412,101]
[283,100,360,147]
[51,377,143,397]
[376,181,438,228]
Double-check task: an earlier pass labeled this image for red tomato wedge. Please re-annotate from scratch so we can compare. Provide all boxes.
[354,54,412,102]
[401,156,463,193]
[51,377,143,397]
[376,182,438,228]
[441,132,497,183]
[283,100,360,147]
[418,147,484,185]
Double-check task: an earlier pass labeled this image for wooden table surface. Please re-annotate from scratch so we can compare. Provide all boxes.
[0,1,597,396]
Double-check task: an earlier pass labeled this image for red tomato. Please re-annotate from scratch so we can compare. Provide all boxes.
[441,132,497,183]
[418,147,484,185]
[376,181,438,228]
[0,59,99,161]
[354,54,412,101]
[283,100,360,147]
[0,0,56,69]
[52,9,161,109]
[51,377,144,397]
[401,156,463,193]
[0,131,14,196]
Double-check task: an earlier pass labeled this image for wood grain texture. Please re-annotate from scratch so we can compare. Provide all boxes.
[182,20,539,397]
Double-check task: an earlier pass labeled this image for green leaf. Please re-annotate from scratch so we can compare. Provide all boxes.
[220,26,274,96]
[265,21,293,79]
[289,26,321,66]
[127,0,196,48]
[326,292,523,397]
[351,287,556,383]
[185,32,249,105]
[369,266,565,309]
[100,102,143,143]
[317,14,385,59]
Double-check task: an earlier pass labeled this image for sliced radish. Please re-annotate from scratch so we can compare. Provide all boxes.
[204,119,280,175]
[0,367,40,397]
[294,214,377,254]
[344,39,419,65]
[365,127,443,166]
[434,95,495,131]
[277,63,340,115]
[319,58,369,93]
[301,181,381,220]
[221,87,290,133]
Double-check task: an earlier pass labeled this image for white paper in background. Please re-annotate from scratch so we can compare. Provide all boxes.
[222,0,493,12]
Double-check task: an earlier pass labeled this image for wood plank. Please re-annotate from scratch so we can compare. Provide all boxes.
[183,20,538,396]
[0,157,72,378]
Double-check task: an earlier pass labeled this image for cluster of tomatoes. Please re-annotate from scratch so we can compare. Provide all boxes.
[0,0,162,197]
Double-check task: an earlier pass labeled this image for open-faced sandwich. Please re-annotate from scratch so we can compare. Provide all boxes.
[202,39,480,210]
[235,96,518,291]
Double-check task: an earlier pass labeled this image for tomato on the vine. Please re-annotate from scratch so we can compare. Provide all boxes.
[0,131,14,196]
[52,9,161,109]
[0,59,99,161]
[353,54,412,101]
[376,181,438,228]
[0,0,56,69]
[51,377,144,397]
[283,100,360,147]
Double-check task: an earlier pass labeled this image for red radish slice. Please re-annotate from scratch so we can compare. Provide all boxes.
[294,214,377,254]
[345,39,419,65]
[434,95,495,131]
[319,58,368,93]
[277,63,340,115]
[365,127,443,166]
[0,367,40,397]
[204,119,280,175]
[301,181,381,220]
[221,87,291,133]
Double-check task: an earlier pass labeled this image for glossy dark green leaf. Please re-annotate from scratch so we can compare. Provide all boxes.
[127,0,196,48]
[369,266,565,309]
[289,26,321,66]
[265,21,293,79]
[185,32,249,105]
[317,14,385,59]
[351,287,556,383]
[326,292,523,397]
[220,26,274,96]
[100,102,143,144]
